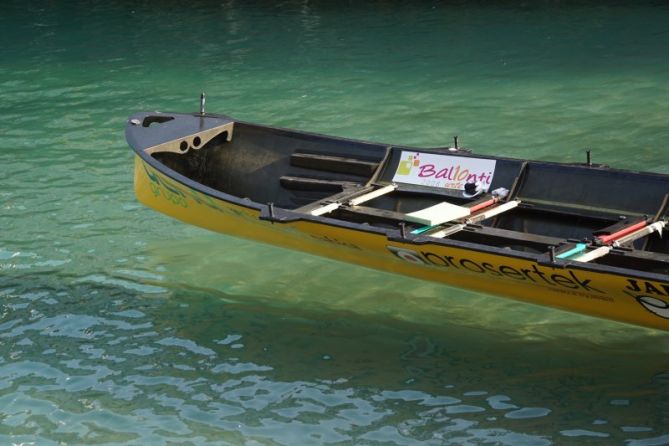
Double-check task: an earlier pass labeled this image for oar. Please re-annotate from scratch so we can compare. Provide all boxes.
[567,221,665,263]
[465,200,520,224]
[413,199,520,237]
[558,222,645,261]
[310,184,397,216]
[428,223,466,238]
[410,200,489,235]
[570,245,611,263]
[611,221,665,247]
[411,188,512,235]
[411,194,492,235]
[556,243,588,259]
[596,220,648,245]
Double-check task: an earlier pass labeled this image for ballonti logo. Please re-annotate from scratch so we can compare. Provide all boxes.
[392,150,497,191]
[396,153,420,176]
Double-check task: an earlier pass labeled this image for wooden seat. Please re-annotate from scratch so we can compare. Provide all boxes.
[279,176,359,192]
[290,152,379,177]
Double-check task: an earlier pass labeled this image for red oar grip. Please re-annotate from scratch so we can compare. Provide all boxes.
[597,220,648,245]
[468,197,498,214]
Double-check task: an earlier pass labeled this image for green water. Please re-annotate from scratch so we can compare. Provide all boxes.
[2,1,669,444]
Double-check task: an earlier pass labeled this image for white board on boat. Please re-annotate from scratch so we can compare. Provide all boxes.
[405,202,470,226]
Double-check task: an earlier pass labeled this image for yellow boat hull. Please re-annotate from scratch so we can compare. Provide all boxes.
[135,156,669,331]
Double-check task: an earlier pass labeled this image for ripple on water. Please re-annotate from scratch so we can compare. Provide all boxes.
[73,274,167,294]
[505,407,552,420]
[627,435,669,446]
[560,429,610,438]
[487,395,519,410]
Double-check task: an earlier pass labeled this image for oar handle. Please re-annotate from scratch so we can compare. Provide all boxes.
[468,197,499,214]
[597,220,648,245]
[556,243,588,259]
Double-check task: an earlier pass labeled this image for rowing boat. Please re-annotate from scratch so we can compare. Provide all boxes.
[125,108,669,331]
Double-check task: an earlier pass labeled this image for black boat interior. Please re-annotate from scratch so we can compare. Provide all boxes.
[147,118,669,274]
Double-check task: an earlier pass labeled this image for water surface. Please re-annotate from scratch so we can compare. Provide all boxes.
[1,1,669,444]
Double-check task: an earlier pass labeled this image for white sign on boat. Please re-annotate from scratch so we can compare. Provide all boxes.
[392,151,497,192]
